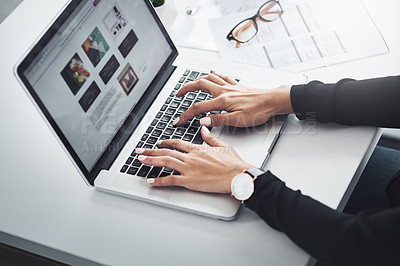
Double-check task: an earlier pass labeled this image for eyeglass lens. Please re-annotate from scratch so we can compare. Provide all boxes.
[230,1,283,44]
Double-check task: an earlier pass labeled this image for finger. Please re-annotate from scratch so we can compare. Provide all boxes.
[157,139,200,153]
[147,175,184,187]
[200,126,227,147]
[135,148,186,162]
[138,155,185,170]
[210,70,238,85]
[198,73,228,86]
[173,98,224,125]
[176,79,221,97]
[200,112,244,127]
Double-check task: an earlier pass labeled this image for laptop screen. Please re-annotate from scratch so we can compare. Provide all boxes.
[17,0,176,182]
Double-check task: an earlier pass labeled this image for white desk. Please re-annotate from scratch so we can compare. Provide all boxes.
[0,0,398,265]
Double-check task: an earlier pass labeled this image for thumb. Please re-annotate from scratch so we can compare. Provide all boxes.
[200,126,227,147]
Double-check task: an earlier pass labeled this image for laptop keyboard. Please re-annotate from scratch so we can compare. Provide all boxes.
[120,69,219,178]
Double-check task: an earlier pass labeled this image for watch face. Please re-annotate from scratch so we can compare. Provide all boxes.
[231,173,254,201]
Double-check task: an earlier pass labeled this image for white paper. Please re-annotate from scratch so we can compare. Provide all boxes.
[209,0,389,71]
[168,0,221,51]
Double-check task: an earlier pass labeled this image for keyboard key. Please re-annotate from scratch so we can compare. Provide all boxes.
[192,119,200,127]
[186,93,196,100]
[175,128,185,136]
[127,167,139,175]
[156,122,167,130]
[170,90,176,97]
[166,108,175,115]
[179,77,186,83]
[187,127,198,134]
[163,167,173,173]
[156,112,163,119]
[151,119,158,126]
[192,132,204,144]
[120,165,129,173]
[187,71,199,81]
[174,97,183,102]
[161,115,172,122]
[159,171,170,177]
[170,101,180,108]
[146,126,154,134]
[197,93,207,100]
[172,135,181,139]
[173,171,181,175]
[200,72,208,77]
[143,144,153,149]
[210,110,221,114]
[147,137,158,145]
[130,150,137,157]
[182,100,192,107]
[183,70,190,76]
[151,129,162,137]
[161,104,168,111]
[136,141,144,148]
[132,159,142,167]
[178,107,188,113]
[148,167,163,178]
[207,95,213,100]
[164,128,174,135]
[180,121,190,128]
[141,134,149,141]
[183,134,194,142]
[137,165,151,177]
[196,113,206,119]
[175,84,181,90]
[165,97,172,104]
[160,135,170,140]
[125,157,134,165]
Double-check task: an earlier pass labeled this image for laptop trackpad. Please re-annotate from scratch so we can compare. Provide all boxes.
[215,117,285,167]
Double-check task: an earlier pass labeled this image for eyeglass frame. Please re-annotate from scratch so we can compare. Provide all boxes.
[226,0,283,46]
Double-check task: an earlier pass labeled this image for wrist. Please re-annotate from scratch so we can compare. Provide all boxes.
[271,85,294,115]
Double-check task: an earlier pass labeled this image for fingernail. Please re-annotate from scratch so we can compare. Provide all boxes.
[201,126,210,134]
[135,148,145,154]
[172,90,178,96]
[200,117,211,126]
[156,140,164,146]
[172,117,180,125]
[210,69,216,73]
[147,178,155,184]
[138,155,147,162]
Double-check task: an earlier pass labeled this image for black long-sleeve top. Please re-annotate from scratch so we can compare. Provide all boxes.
[244,76,400,265]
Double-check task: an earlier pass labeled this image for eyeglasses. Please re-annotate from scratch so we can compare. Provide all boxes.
[226,0,284,48]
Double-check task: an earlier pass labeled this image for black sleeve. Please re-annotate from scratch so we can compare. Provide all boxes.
[290,76,400,128]
[245,171,400,266]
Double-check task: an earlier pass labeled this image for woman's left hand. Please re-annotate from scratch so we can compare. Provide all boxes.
[135,126,255,194]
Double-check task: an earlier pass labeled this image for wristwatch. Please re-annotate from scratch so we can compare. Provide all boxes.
[231,168,265,202]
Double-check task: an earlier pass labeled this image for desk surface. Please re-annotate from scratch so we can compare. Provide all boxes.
[0,0,398,265]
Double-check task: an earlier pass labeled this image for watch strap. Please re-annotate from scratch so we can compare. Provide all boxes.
[245,168,265,179]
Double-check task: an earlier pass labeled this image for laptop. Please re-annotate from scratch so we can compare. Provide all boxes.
[15,0,307,220]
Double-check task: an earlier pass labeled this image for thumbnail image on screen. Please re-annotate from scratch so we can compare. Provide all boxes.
[117,63,138,96]
[60,53,90,95]
[81,27,110,67]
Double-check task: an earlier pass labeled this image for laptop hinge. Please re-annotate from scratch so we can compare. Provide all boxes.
[99,63,177,172]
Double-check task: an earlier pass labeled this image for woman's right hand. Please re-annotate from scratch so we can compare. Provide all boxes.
[173,70,294,128]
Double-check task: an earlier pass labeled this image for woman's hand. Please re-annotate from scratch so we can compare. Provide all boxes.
[135,126,255,194]
[173,70,293,128]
